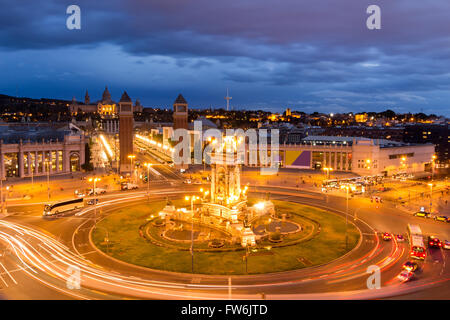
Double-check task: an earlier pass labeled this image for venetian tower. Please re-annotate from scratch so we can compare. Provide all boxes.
[173,94,189,170]
[173,94,188,130]
[119,91,134,173]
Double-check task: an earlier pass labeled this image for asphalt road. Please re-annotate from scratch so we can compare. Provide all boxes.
[0,176,448,300]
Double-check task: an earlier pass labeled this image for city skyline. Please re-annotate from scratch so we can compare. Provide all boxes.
[1,0,450,116]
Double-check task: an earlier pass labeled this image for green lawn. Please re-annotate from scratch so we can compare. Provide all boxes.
[92,199,360,275]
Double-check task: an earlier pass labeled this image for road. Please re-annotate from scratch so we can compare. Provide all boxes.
[0,176,448,299]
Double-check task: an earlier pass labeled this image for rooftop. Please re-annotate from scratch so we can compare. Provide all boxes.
[300,135,429,148]
[0,123,82,144]
[174,94,187,104]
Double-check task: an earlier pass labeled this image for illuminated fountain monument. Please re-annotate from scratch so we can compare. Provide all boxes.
[159,135,275,247]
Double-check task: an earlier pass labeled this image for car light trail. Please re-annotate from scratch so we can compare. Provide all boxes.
[99,134,113,158]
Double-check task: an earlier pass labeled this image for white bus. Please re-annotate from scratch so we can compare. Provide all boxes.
[43,198,84,217]
[407,224,426,260]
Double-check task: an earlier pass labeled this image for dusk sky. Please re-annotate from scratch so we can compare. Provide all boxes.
[1,0,449,116]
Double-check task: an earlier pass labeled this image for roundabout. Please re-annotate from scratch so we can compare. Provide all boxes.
[91,198,360,274]
[0,182,448,300]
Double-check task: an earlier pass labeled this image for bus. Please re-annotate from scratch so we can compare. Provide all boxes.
[43,198,84,217]
[407,224,426,260]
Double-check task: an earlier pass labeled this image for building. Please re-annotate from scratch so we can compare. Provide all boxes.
[318,125,406,142]
[0,123,85,179]
[242,135,434,176]
[403,123,449,169]
[355,113,368,123]
[70,87,143,116]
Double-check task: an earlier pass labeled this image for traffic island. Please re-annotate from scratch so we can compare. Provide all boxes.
[91,198,360,275]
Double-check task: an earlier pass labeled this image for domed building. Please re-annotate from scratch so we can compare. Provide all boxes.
[70,86,143,117]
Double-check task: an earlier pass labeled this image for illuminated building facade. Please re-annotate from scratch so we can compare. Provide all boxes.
[70,87,143,116]
[242,135,435,176]
[0,123,85,179]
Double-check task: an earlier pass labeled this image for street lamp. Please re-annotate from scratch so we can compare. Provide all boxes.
[144,163,152,201]
[44,160,50,201]
[0,178,3,214]
[323,167,333,180]
[431,155,436,181]
[185,195,200,273]
[428,183,433,214]
[115,134,119,173]
[344,185,349,249]
[89,177,101,225]
[128,154,136,182]
[199,188,210,201]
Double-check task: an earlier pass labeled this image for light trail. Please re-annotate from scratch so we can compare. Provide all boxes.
[99,134,113,158]
[0,190,447,300]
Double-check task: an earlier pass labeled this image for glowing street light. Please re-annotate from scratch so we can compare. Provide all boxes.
[428,183,433,214]
[44,159,50,201]
[344,185,350,249]
[128,154,136,182]
[185,195,200,273]
[254,202,265,210]
[144,163,152,201]
[431,155,436,181]
[323,167,333,180]
[88,177,101,225]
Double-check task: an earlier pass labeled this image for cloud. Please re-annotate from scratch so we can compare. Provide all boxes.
[0,0,449,115]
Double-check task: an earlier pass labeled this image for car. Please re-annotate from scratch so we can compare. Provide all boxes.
[443,240,450,250]
[86,199,99,205]
[396,235,405,242]
[414,211,431,218]
[434,215,449,223]
[121,182,139,190]
[74,191,85,198]
[371,196,382,203]
[428,236,442,248]
[402,261,419,272]
[397,270,414,282]
[88,188,106,196]
[183,179,192,184]
[382,233,392,241]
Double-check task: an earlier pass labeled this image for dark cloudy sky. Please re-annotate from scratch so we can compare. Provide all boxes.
[1,0,449,115]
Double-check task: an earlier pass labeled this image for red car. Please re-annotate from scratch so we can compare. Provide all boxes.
[428,236,442,248]
[382,233,392,241]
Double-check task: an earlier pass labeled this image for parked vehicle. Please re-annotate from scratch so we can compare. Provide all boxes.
[121,182,139,191]
[88,188,106,195]
[434,215,449,223]
[414,211,431,218]
[86,199,99,205]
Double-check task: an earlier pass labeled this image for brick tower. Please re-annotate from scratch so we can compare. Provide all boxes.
[173,94,188,130]
[119,91,134,173]
[172,94,189,170]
